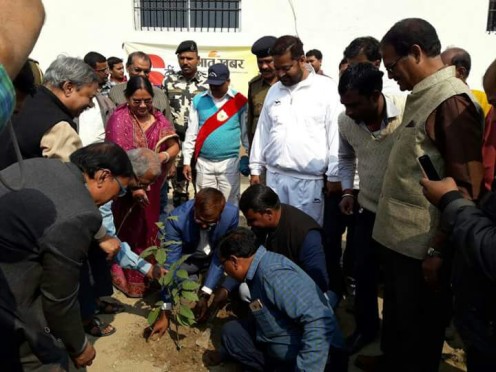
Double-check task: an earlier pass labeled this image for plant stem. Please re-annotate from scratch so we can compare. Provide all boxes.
[174,318,181,351]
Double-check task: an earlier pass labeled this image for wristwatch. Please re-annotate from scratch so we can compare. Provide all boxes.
[427,247,442,258]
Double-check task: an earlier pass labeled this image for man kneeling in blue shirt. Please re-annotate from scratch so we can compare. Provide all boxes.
[211,227,347,372]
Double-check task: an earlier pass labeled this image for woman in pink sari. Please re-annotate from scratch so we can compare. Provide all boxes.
[106,76,179,297]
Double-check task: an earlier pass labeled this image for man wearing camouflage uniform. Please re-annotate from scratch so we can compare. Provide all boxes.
[163,40,208,206]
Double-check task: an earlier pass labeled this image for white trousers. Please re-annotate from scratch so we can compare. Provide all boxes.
[195,157,240,206]
[266,170,324,225]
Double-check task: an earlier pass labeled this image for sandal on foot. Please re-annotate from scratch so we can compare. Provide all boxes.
[83,317,116,337]
[96,300,125,314]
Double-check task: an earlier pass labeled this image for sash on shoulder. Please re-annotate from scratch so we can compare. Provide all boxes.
[193,92,247,162]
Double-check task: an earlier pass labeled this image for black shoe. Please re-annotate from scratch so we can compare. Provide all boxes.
[354,354,385,372]
[346,331,376,355]
[325,346,349,372]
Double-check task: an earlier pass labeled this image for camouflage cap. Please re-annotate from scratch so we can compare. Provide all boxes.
[176,40,198,54]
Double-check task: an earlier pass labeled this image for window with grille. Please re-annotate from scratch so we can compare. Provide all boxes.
[488,0,496,32]
[135,0,241,31]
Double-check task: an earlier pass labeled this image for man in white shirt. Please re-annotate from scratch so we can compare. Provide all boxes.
[249,35,342,225]
[79,51,115,146]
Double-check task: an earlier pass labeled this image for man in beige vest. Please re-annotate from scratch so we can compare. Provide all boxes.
[356,18,484,372]
[337,63,405,355]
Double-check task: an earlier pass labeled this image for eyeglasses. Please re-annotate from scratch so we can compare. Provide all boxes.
[131,98,153,106]
[113,176,128,197]
[194,212,218,227]
[385,56,406,74]
[219,255,232,265]
[130,66,151,75]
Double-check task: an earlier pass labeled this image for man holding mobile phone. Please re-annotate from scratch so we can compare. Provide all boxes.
[356,18,484,372]
[421,176,496,371]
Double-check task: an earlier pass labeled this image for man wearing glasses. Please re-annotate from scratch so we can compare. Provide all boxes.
[79,148,167,338]
[208,228,347,372]
[83,51,112,96]
[356,18,484,372]
[147,187,239,339]
[108,51,173,124]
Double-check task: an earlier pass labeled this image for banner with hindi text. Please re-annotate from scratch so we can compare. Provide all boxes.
[123,42,257,95]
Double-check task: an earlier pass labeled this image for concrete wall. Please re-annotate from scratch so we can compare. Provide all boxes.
[33,0,495,89]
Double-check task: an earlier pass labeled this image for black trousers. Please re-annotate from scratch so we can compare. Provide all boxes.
[465,345,496,372]
[323,191,358,299]
[381,247,452,372]
[351,208,380,339]
[78,242,113,320]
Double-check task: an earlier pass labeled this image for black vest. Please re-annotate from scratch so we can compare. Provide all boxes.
[256,204,321,264]
[0,86,76,170]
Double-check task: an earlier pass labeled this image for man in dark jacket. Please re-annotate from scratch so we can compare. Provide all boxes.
[0,56,99,169]
[0,142,134,370]
[421,176,496,371]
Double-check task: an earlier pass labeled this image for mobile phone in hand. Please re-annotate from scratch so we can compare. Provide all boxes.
[418,155,441,181]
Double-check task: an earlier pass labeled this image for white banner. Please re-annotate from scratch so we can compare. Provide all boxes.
[123,42,258,95]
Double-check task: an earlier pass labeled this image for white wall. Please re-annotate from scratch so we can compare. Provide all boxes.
[33,0,495,89]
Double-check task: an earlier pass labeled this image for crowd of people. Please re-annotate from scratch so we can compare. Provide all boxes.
[0,1,496,371]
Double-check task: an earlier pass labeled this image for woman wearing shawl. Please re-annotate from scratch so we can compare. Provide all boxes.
[106,76,179,297]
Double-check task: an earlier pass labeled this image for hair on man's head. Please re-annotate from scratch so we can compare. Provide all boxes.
[381,18,441,57]
[343,37,381,62]
[83,51,106,69]
[218,227,259,259]
[239,184,280,214]
[338,62,384,97]
[271,35,304,60]
[70,142,134,179]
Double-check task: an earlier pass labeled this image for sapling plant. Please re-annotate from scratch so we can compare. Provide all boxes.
[140,220,200,349]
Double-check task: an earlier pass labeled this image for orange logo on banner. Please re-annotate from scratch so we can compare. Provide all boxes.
[148,54,165,86]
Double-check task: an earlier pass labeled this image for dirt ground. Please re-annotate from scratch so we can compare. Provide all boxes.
[81,290,467,372]
[81,178,467,372]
